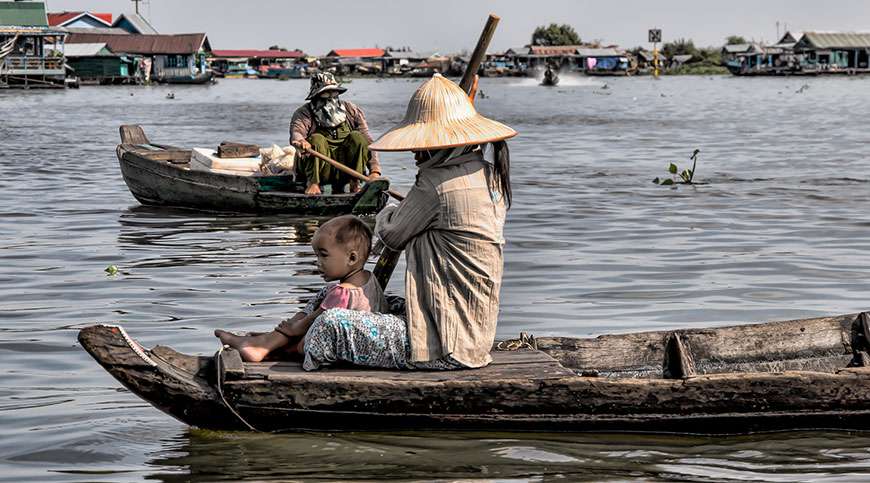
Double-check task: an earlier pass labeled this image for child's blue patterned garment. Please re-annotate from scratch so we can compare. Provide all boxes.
[302,295,465,371]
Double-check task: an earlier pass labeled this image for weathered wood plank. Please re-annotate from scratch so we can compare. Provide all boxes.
[218,142,260,158]
[151,345,211,377]
[119,124,149,144]
[245,349,562,379]
[530,314,856,373]
[226,369,870,420]
[258,361,574,382]
[663,333,695,379]
[123,144,191,162]
[243,350,572,382]
[220,348,245,381]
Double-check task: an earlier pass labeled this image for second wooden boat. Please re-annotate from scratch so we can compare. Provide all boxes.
[78,311,870,434]
[116,125,389,215]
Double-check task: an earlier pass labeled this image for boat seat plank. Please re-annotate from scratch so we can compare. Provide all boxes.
[122,143,191,162]
[242,350,575,382]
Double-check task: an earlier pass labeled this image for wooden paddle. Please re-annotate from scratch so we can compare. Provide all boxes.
[372,14,501,291]
[302,147,405,201]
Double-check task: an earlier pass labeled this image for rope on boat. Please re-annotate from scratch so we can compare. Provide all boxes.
[214,345,261,432]
[111,324,158,367]
[496,331,538,351]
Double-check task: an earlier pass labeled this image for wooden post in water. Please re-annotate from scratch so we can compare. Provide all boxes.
[373,14,501,291]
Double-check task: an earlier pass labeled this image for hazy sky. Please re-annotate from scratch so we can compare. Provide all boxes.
[47,0,870,54]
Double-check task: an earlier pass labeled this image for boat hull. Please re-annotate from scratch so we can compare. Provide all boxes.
[117,144,389,215]
[78,312,870,434]
[159,71,215,84]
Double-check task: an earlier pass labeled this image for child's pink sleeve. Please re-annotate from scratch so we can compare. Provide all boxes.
[320,286,351,311]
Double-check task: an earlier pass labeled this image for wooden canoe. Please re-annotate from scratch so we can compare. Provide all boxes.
[78,311,870,434]
[115,125,389,215]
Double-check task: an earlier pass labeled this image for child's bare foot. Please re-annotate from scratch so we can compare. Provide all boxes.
[214,329,271,362]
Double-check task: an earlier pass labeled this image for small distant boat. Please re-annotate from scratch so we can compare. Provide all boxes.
[78,311,870,433]
[541,67,559,86]
[115,125,389,215]
[257,64,306,80]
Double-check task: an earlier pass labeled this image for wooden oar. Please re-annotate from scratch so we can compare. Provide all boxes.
[372,13,501,291]
[303,147,405,201]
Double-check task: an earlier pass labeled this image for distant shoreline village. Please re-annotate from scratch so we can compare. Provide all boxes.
[2,1,869,89]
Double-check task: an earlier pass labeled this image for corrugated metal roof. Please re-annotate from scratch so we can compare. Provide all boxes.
[66,32,209,55]
[64,42,109,57]
[798,31,870,49]
[778,31,801,44]
[529,45,581,56]
[0,1,48,27]
[112,12,157,35]
[383,50,430,59]
[576,47,623,57]
[211,49,304,59]
[326,48,385,58]
[61,27,129,35]
[722,43,760,54]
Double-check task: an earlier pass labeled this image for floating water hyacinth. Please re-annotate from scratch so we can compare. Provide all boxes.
[653,149,701,186]
[105,265,119,276]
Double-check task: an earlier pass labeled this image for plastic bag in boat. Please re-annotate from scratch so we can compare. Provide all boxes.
[258,144,296,177]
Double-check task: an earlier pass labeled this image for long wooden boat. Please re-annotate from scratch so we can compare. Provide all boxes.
[158,71,215,84]
[115,125,389,215]
[78,311,870,434]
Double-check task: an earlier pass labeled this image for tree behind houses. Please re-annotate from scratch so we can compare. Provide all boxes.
[726,35,747,45]
[662,38,699,59]
[531,23,581,46]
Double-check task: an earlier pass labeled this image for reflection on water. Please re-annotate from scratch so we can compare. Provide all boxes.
[138,430,870,483]
[117,206,322,270]
[2,77,870,481]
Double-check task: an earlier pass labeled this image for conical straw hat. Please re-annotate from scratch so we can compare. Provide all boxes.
[370,74,517,152]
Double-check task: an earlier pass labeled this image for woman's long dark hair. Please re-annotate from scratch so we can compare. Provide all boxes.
[492,140,512,209]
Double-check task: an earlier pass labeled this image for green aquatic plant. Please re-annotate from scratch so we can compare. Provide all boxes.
[653,149,700,186]
[105,265,119,276]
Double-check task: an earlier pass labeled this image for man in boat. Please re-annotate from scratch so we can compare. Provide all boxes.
[290,72,381,195]
[542,62,558,86]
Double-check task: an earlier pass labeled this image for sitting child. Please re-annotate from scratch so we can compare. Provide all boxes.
[215,215,387,362]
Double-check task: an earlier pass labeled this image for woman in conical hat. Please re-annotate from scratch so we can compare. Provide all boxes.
[302,74,517,371]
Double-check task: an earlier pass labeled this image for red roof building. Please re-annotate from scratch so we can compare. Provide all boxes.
[47,11,112,28]
[211,49,304,59]
[326,48,385,58]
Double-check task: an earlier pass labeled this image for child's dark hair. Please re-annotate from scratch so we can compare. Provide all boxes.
[327,215,373,259]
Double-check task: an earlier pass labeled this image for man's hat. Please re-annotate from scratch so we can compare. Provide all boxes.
[370,74,516,152]
[306,72,347,100]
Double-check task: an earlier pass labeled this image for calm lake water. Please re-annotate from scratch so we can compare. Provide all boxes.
[2,75,870,482]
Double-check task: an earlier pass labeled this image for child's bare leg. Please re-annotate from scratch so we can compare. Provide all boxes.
[214,329,289,362]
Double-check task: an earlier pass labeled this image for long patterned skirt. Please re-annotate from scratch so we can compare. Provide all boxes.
[302,307,464,371]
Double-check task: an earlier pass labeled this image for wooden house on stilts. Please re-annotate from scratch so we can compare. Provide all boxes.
[0,0,66,88]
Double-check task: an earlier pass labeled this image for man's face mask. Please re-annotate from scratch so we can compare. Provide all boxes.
[313,91,347,128]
